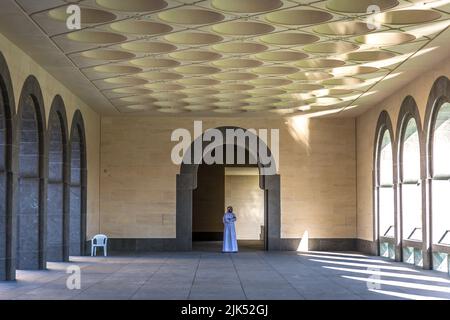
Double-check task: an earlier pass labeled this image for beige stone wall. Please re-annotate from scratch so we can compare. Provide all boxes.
[356,56,450,241]
[0,33,101,238]
[100,117,356,239]
[225,172,264,240]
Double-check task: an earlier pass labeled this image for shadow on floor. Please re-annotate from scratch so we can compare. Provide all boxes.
[193,240,265,252]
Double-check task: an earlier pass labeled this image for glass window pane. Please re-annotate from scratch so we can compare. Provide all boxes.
[402,118,420,181]
[402,184,422,241]
[379,187,395,237]
[433,102,450,177]
[431,180,450,244]
[380,130,393,185]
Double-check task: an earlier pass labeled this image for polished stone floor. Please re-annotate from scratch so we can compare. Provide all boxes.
[1,248,449,300]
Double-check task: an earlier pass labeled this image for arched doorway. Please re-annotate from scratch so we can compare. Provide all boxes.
[176,126,281,251]
[69,111,87,256]
[0,52,14,280]
[16,76,46,270]
[46,96,69,262]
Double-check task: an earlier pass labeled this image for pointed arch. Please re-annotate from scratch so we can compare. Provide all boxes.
[46,95,69,262]
[69,110,87,256]
[373,110,397,259]
[15,75,47,270]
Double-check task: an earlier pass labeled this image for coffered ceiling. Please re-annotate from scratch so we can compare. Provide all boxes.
[3,0,450,116]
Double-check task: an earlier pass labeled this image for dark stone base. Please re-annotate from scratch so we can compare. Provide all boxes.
[98,238,375,253]
[357,239,377,255]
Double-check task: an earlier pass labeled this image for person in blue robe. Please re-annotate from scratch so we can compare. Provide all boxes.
[222,206,238,253]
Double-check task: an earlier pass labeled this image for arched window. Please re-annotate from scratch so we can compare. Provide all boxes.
[16,76,46,270]
[397,97,423,266]
[47,96,69,262]
[374,112,396,260]
[69,111,87,256]
[425,76,450,273]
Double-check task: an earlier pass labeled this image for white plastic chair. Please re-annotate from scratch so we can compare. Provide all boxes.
[91,234,108,257]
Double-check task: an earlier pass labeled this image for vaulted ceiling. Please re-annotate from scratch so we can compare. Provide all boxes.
[2,0,450,117]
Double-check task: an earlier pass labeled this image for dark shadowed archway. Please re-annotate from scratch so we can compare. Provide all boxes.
[176,126,281,251]
[16,75,47,270]
[69,110,87,256]
[46,96,69,262]
[0,52,15,280]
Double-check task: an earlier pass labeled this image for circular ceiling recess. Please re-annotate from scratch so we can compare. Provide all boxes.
[266,9,333,25]
[182,88,219,96]
[213,42,268,54]
[213,58,263,68]
[214,72,258,80]
[183,97,219,104]
[174,66,221,75]
[314,21,373,36]
[326,0,399,13]
[104,76,147,85]
[138,72,182,80]
[374,9,441,25]
[345,51,396,61]
[169,51,222,61]
[250,78,292,86]
[94,65,142,74]
[255,51,308,61]
[333,66,379,76]
[185,105,214,111]
[215,101,249,108]
[304,41,359,54]
[215,93,251,100]
[67,31,126,44]
[356,32,415,46]
[130,58,179,68]
[295,58,346,68]
[211,0,283,13]
[112,87,151,95]
[288,71,333,81]
[121,41,176,53]
[154,101,187,108]
[120,96,156,104]
[283,83,324,91]
[157,108,188,114]
[145,83,184,91]
[178,78,220,86]
[152,92,187,100]
[96,0,167,12]
[165,32,223,45]
[216,84,255,91]
[243,105,273,111]
[213,108,245,114]
[125,105,154,111]
[260,32,319,46]
[158,9,225,25]
[81,49,135,60]
[110,20,172,35]
[250,88,286,96]
[213,21,275,36]
[252,66,298,75]
[49,7,116,24]
[322,77,364,85]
